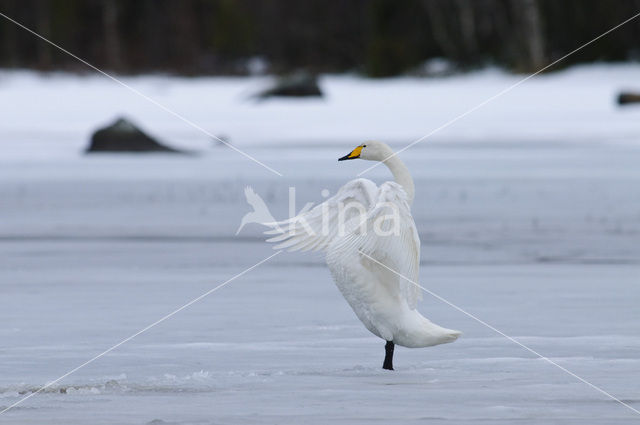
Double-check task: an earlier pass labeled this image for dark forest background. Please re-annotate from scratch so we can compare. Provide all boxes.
[1,0,640,77]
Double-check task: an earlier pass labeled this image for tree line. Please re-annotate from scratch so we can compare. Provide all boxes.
[1,0,639,77]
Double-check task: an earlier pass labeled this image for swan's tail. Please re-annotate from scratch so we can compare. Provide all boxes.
[421,322,462,347]
[397,316,462,348]
[422,328,460,347]
[442,328,462,343]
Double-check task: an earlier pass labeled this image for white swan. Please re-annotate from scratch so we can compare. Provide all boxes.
[266,141,460,370]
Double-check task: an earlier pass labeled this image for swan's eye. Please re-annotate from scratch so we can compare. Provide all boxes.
[363,144,367,148]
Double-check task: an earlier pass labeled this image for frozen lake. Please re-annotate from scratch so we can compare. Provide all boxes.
[1,139,639,424]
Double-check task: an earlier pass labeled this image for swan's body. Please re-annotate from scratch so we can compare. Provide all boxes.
[266,141,460,369]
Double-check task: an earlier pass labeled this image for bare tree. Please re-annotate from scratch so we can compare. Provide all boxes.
[518,0,546,70]
[102,0,122,70]
[34,0,52,69]
[456,0,477,57]
[423,0,459,60]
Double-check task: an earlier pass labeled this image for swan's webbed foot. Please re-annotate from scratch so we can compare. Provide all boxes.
[383,341,394,370]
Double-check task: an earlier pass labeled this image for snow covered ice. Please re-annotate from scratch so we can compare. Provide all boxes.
[0,65,639,424]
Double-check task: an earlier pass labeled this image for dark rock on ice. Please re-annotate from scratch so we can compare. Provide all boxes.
[254,72,323,100]
[86,117,184,153]
[617,91,640,106]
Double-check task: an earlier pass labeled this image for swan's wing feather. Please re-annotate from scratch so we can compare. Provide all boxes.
[265,178,378,252]
[334,182,422,309]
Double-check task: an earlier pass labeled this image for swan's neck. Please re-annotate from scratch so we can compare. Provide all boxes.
[383,155,414,205]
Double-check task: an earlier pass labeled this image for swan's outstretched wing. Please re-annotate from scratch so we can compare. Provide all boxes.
[265,178,379,252]
[330,182,422,309]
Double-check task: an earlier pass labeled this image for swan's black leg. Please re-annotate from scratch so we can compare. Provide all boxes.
[383,341,395,370]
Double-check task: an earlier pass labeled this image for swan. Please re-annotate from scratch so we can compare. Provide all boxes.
[265,141,461,370]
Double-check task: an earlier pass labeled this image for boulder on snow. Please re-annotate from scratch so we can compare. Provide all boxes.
[86,117,183,153]
[254,72,323,100]
[617,92,640,106]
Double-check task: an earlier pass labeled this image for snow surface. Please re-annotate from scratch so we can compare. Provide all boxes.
[0,63,640,160]
[0,66,640,424]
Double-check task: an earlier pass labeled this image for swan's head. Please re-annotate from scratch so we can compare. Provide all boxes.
[338,141,391,162]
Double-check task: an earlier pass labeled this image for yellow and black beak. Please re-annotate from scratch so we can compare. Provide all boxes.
[338,145,363,161]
